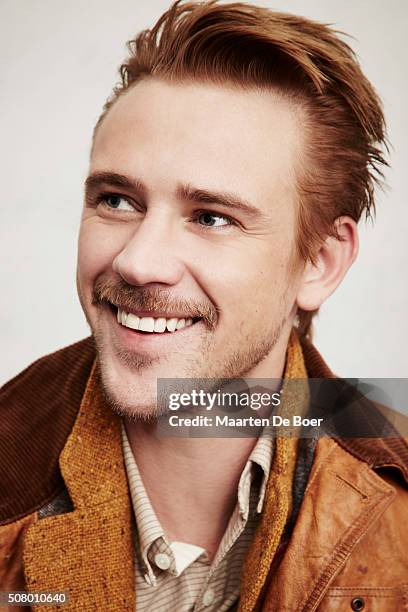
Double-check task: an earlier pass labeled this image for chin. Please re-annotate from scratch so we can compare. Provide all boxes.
[98,369,160,422]
[94,344,162,420]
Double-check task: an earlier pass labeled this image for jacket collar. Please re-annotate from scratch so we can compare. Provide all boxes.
[301,337,408,485]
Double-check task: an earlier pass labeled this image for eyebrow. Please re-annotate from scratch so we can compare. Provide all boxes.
[85,171,265,220]
[176,183,265,220]
[85,171,145,195]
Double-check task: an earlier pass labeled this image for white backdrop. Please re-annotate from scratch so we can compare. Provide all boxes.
[1,0,407,384]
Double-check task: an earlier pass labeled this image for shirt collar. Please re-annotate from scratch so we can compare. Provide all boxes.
[238,432,273,520]
[121,423,165,577]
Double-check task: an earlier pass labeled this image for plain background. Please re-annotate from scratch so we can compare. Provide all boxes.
[1,0,407,385]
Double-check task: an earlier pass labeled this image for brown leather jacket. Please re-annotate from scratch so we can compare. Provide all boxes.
[0,337,407,611]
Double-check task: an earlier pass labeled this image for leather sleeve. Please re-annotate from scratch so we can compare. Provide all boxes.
[0,512,37,610]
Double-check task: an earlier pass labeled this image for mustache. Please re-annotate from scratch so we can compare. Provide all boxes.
[92,276,218,330]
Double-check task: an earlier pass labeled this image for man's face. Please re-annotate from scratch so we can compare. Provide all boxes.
[77,78,304,417]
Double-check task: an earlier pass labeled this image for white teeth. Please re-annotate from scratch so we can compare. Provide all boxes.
[139,317,155,332]
[166,318,178,332]
[126,313,140,330]
[154,318,167,333]
[117,308,196,333]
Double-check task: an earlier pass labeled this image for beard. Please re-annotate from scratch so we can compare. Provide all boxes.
[87,274,289,422]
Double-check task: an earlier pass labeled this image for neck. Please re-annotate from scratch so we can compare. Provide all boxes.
[125,424,258,558]
[124,328,290,557]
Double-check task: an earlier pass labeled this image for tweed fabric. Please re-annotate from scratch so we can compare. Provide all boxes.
[238,332,309,612]
[23,362,135,611]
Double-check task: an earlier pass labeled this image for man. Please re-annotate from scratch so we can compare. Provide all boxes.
[1,1,407,610]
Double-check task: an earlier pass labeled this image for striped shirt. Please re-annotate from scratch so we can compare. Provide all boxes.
[121,423,273,611]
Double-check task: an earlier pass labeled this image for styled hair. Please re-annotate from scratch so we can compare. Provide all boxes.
[97,0,388,339]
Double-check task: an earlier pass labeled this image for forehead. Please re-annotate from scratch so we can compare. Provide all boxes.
[92,78,302,215]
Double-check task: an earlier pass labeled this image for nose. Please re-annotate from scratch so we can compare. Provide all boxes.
[112,211,184,287]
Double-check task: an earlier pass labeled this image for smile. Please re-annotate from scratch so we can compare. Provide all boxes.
[116,307,197,333]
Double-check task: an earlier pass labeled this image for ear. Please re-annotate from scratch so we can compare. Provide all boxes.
[296,216,359,312]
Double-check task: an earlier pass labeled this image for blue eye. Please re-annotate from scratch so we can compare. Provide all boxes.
[103,195,134,211]
[197,212,231,227]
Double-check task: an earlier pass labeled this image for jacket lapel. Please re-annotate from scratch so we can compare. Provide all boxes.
[23,363,135,610]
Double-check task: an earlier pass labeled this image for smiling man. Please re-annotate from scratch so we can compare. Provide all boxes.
[1,1,407,610]
[78,79,309,415]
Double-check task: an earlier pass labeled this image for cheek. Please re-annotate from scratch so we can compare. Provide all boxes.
[219,242,291,292]
[218,252,297,332]
[189,249,262,323]
[77,219,124,288]
[78,217,130,278]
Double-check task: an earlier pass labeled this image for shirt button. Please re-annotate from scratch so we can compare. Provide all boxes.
[154,552,171,570]
[202,588,215,606]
